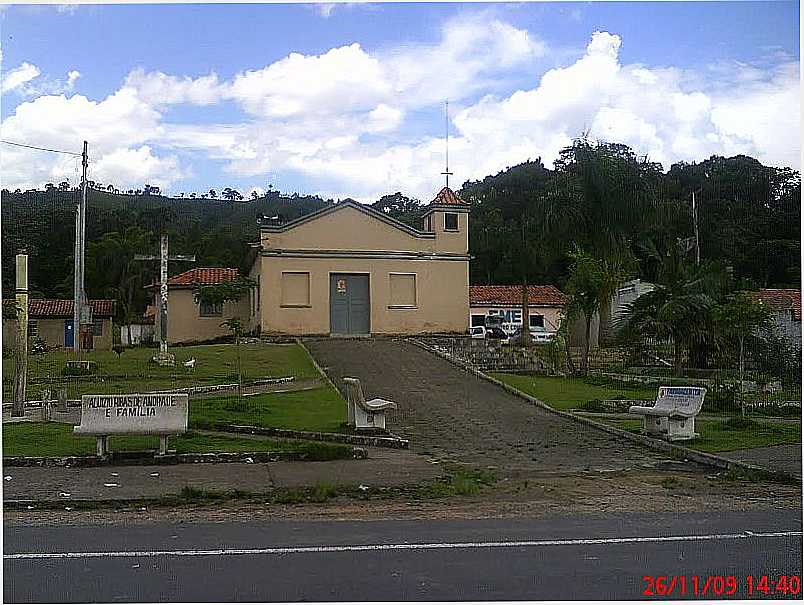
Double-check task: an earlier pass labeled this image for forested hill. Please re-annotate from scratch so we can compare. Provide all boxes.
[459,148,800,292]
[1,141,800,325]
[1,188,329,311]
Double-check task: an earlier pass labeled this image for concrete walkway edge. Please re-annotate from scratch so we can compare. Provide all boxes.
[407,338,800,484]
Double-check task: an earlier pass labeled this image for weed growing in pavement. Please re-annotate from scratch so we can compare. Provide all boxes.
[660,477,679,490]
[420,468,498,498]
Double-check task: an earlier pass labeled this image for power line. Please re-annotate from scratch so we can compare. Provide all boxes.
[0,139,82,157]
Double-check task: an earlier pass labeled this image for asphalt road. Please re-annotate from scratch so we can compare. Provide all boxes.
[5,509,802,602]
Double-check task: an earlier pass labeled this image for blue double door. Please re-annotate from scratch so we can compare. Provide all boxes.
[329,274,370,335]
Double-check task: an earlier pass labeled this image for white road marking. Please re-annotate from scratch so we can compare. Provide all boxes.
[5,530,801,560]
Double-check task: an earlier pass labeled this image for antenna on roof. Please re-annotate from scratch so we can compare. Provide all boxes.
[440,100,453,189]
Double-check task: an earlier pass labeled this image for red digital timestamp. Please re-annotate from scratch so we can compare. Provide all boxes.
[642,574,802,597]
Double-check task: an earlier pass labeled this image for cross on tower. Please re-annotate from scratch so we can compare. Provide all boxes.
[135,233,195,365]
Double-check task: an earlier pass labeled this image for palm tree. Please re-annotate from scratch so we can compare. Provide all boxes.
[619,248,726,377]
[564,246,627,375]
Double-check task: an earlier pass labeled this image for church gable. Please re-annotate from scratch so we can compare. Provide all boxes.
[264,202,434,252]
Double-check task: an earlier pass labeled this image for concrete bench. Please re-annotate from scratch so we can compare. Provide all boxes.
[629,386,706,441]
[74,393,189,456]
[343,377,397,430]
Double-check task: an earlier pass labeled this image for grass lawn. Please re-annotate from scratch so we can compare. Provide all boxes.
[190,387,347,433]
[3,342,321,398]
[2,422,353,459]
[492,373,656,411]
[598,418,802,453]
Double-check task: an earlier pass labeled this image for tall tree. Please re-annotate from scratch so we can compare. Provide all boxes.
[564,246,627,375]
[715,292,773,415]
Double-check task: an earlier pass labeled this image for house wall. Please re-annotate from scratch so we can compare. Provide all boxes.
[469,305,563,332]
[166,289,250,344]
[772,310,802,350]
[258,255,469,335]
[120,324,155,346]
[2,317,113,350]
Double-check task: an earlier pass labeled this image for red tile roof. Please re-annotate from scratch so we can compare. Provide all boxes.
[470,285,567,307]
[3,299,116,318]
[148,267,240,289]
[756,289,801,321]
[429,187,466,206]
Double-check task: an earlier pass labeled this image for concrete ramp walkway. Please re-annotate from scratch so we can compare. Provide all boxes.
[304,338,684,474]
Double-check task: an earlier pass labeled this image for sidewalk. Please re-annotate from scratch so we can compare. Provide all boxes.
[2,447,443,504]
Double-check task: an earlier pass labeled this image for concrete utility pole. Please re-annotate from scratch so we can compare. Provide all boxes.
[12,252,29,417]
[73,140,88,352]
[135,233,195,366]
[692,190,700,265]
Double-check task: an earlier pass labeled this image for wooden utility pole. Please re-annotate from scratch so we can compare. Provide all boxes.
[135,233,195,365]
[12,252,29,417]
[73,140,88,352]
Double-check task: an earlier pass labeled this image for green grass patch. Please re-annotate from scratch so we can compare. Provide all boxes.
[2,422,352,459]
[597,417,801,453]
[492,373,655,411]
[420,468,498,498]
[190,387,347,433]
[4,342,321,399]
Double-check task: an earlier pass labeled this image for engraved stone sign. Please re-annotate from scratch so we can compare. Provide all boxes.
[74,393,188,455]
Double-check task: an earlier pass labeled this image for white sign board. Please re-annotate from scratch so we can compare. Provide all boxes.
[76,393,188,435]
[656,386,706,417]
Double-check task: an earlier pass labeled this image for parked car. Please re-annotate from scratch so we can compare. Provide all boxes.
[469,326,487,339]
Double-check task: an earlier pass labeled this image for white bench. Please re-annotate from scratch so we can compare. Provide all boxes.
[629,386,706,441]
[74,393,188,456]
[343,377,397,430]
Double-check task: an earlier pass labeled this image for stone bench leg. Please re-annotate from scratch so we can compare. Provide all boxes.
[641,415,668,436]
[355,407,385,430]
[668,417,697,441]
[96,436,109,457]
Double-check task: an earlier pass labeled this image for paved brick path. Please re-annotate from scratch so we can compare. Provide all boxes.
[722,444,802,476]
[305,338,682,474]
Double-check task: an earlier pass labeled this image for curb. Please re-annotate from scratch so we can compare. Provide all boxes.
[3,447,368,468]
[201,423,409,450]
[408,338,800,485]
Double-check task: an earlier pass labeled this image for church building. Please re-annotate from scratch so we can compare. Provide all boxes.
[246,187,470,336]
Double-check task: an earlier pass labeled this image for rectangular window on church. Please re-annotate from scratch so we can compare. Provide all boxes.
[281,272,310,307]
[389,273,417,308]
[444,212,458,231]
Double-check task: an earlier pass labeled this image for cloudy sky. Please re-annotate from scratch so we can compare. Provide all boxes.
[0,1,799,202]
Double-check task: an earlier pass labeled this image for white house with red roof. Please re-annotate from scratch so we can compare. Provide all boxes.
[469,285,567,336]
[756,288,802,349]
[2,298,116,350]
[148,267,249,344]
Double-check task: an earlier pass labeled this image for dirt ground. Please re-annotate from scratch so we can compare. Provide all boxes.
[6,468,800,527]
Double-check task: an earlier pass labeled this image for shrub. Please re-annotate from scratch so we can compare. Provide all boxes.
[722,416,759,430]
[309,482,338,503]
[577,399,608,412]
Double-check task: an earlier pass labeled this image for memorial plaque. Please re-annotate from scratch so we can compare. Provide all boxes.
[76,393,188,435]
[656,386,706,415]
